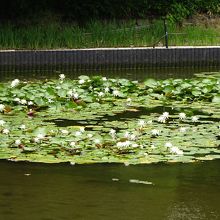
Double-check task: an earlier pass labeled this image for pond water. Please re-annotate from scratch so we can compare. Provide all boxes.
[0,160,220,220]
[0,66,220,219]
[0,66,220,81]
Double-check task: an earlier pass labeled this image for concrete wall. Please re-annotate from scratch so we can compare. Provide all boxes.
[0,47,220,71]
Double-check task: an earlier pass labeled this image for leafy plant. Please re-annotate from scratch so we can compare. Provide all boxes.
[0,73,219,164]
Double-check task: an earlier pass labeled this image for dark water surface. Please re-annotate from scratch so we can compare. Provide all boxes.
[0,160,219,220]
[0,66,220,81]
[0,67,220,220]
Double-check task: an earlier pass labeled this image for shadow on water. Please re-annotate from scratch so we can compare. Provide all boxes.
[45,106,219,128]
[0,160,219,220]
[0,66,220,82]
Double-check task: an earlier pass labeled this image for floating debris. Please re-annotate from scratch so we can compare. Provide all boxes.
[129,179,153,185]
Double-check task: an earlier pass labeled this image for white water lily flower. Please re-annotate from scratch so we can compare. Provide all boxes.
[126,98,132,106]
[117,141,131,148]
[124,162,130,166]
[124,141,131,147]
[179,112,186,120]
[28,101,34,106]
[73,93,79,99]
[20,99,27,105]
[142,152,148,157]
[98,92,104,97]
[162,112,169,119]
[48,98,54,103]
[116,142,124,147]
[11,79,20,88]
[15,139,21,146]
[158,115,166,123]
[67,90,73,97]
[79,79,85,84]
[147,120,153,125]
[138,119,145,127]
[19,124,26,130]
[151,129,160,136]
[104,87,110,93]
[94,139,101,144]
[61,129,69,135]
[192,116,199,122]
[2,128,9,134]
[14,97,20,102]
[56,86,61,90]
[0,104,5,112]
[70,141,76,147]
[33,137,40,143]
[132,143,139,148]
[165,142,173,148]
[102,77,107,81]
[129,134,137,141]
[75,131,82,136]
[109,129,116,137]
[124,131,130,138]
[0,120,6,126]
[170,146,183,155]
[113,90,120,96]
[37,134,45,139]
[59,74,65,80]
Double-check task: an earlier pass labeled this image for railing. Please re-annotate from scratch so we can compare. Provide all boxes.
[68,19,220,49]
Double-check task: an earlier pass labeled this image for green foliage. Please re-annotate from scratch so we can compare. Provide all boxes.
[167,3,192,23]
[143,77,220,102]
[0,73,219,164]
[0,19,220,49]
[0,0,219,23]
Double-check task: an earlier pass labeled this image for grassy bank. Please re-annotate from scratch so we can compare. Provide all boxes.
[0,17,220,49]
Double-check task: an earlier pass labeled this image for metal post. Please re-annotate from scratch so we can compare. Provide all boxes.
[163,19,168,48]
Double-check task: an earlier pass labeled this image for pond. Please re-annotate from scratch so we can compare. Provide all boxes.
[0,66,220,219]
[0,160,220,220]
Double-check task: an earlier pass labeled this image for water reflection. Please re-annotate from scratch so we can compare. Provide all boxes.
[166,198,220,220]
[0,66,219,81]
[0,160,219,220]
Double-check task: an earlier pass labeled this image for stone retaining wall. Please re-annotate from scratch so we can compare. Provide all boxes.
[0,47,220,71]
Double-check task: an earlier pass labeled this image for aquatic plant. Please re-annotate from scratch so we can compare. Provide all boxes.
[0,73,219,164]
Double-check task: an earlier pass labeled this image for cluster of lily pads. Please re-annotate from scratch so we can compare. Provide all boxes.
[0,72,219,164]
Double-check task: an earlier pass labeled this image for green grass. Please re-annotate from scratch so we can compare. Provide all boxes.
[0,19,220,49]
